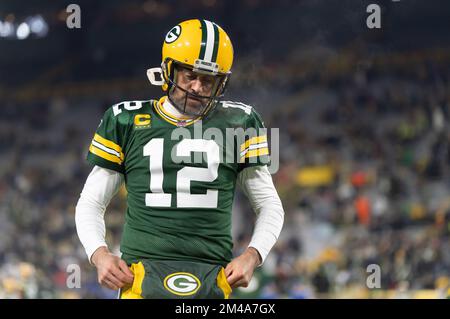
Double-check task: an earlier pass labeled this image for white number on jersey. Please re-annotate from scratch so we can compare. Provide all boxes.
[143,138,220,208]
[112,101,145,116]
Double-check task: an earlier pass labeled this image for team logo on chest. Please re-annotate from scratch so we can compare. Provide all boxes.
[163,272,201,296]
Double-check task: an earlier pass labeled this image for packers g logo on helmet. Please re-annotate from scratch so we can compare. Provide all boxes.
[163,272,201,296]
[165,25,181,44]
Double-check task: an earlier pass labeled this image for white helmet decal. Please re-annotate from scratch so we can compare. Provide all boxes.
[165,25,181,44]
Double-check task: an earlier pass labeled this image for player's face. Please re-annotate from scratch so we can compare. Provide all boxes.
[171,67,216,115]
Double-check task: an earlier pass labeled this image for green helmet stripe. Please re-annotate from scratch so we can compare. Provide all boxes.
[199,19,207,60]
[211,23,220,63]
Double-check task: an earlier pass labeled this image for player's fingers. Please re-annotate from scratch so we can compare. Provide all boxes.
[226,272,240,288]
[106,272,125,288]
[118,260,135,281]
[224,263,234,277]
[102,278,119,291]
[231,278,248,288]
[111,265,133,285]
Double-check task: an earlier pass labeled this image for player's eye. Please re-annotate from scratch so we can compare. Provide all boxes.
[201,76,215,86]
[185,73,197,81]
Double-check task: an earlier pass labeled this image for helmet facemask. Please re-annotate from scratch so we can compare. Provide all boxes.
[162,59,230,117]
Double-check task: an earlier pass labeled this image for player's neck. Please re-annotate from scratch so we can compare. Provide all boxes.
[162,98,195,120]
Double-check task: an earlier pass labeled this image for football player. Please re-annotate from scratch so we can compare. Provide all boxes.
[75,19,284,299]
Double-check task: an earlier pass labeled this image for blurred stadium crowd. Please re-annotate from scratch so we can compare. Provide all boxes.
[0,0,449,298]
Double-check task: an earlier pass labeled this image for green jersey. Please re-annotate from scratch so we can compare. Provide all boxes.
[86,96,269,267]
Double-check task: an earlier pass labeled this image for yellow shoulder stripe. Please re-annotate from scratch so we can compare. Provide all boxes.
[94,133,122,154]
[89,144,123,165]
[240,147,269,162]
[240,135,267,152]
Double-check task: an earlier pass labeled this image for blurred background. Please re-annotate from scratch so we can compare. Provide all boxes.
[0,0,449,299]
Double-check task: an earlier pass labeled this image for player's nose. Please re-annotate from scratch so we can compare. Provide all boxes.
[190,78,203,93]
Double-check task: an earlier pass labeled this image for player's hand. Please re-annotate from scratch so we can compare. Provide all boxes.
[224,247,261,288]
[91,246,134,291]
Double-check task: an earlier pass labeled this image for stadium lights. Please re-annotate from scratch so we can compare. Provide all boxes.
[0,20,14,37]
[0,14,48,39]
[16,22,30,40]
[27,15,48,37]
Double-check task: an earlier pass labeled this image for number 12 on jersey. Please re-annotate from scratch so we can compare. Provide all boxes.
[143,138,220,208]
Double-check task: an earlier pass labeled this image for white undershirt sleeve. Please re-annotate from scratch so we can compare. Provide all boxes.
[75,165,124,263]
[237,165,285,265]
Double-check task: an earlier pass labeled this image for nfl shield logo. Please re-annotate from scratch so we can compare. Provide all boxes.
[177,120,187,127]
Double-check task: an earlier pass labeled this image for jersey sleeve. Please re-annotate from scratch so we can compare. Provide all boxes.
[238,108,271,171]
[86,106,128,174]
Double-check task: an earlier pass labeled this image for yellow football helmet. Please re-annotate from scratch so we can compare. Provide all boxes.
[159,19,234,116]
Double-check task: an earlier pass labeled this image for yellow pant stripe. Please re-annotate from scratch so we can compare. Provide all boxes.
[216,268,232,299]
[120,262,145,299]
